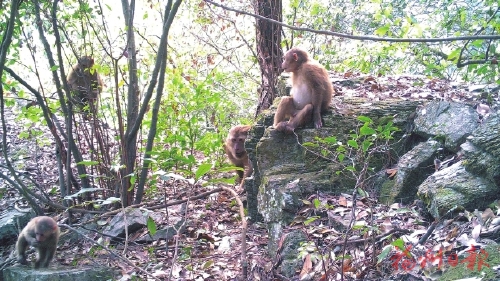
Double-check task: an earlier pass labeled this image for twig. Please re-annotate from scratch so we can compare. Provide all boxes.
[59,224,161,281]
[168,199,189,281]
[220,186,248,279]
[418,221,437,245]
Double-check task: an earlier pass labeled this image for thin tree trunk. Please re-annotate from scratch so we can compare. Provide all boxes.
[121,0,140,206]
[254,0,283,117]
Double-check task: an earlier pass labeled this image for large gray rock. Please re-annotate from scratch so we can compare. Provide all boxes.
[0,208,34,245]
[416,112,500,218]
[247,97,421,254]
[3,266,114,281]
[247,81,500,274]
[461,113,500,183]
[380,139,441,204]
[413,101,479,152]
[102,208,148,243]
[417,162,498,218]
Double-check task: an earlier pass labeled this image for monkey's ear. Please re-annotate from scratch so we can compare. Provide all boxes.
[293,53,298,61]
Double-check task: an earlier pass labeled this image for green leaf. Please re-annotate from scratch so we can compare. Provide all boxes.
[195,163,212,180]
[375,25,389,36]
[447,48,461,61]
[202,260,214,269]
[313,198,320,209]
[357,116,373,123]
[303,142,319,148]
[347,140,358,148]
[304,216,320,225]
[338,153,345,162]
[360,125,376,136]
[346,166,356,172]
[391,238,405,251]
[18,131,29,139]
[324,136,337,144]
[362,140,372,152]
[377,245,393,264]
[471,40,483,47]
[147,216,157,236]
[76,160,99,166]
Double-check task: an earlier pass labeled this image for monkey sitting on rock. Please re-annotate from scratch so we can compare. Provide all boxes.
[274,47,334,133]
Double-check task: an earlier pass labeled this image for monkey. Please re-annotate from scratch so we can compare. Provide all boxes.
[16,216,60,269]
[66,56,104,116]
[273,47,334,134]
[224,125,253,187]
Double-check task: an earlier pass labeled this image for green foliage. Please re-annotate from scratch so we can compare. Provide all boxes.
[297,241,322,263]
[145,68,246,178]
[283,0,500,83]
[305,115,399,177]
[179,246,193,261]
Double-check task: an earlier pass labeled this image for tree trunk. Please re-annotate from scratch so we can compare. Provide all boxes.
[121,0,140,206]
[254,0,283,117]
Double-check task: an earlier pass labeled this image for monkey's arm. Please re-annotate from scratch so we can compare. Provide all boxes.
[307,66,329,128]
[97,74,104,90]
[310,85,324,128]
[66,66,79,90]
[24,231,39,245]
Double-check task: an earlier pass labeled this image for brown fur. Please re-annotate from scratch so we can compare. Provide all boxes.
[273,47,333,133]
[224,125,253,187]
[16,216,60,268]
[66,56,104,115]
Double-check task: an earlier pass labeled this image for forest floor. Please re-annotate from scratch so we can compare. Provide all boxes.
[1,73,500,281]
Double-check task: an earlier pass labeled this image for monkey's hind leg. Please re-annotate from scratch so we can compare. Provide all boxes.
[286,104,314,132]
[273,97,295,127]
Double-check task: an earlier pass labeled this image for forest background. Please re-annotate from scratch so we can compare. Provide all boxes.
[0,0,498,279]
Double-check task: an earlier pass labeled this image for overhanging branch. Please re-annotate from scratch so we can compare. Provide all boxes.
[205,0,500,43]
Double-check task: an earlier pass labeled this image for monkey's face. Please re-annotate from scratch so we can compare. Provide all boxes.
[35,231,47,242]
[34,224,56,242]
[78,56,95,69]
[231,136,247,157]
[282,52,300,73]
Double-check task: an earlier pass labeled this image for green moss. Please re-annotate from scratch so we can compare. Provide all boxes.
[379,179,395,204]
[439,245,500,281]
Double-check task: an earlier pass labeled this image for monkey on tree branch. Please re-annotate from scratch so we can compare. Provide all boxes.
[274,47,334,134]
[66,56,104,117]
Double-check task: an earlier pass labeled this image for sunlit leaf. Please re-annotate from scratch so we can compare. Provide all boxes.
[147,216,157,236]
[347,140,358,148]
[360,125,376,136]
[375,25,389,36]
[195,163,212,180]
[357,116,372,123]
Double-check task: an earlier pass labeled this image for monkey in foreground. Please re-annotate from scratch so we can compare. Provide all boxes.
[224,125,253,187]
[66,56,104,115]
[16,216,60,268]
[273,47,334,134]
